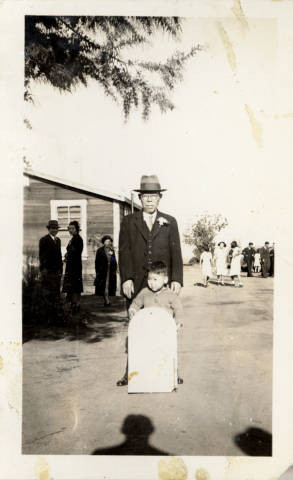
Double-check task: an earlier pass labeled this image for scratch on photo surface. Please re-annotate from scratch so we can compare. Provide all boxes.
[217,22,237,72]
[245,104,263,147]
[25,427,66,445]
[72,405,79,431]
[231,0,249,31]
[158,457,188,480]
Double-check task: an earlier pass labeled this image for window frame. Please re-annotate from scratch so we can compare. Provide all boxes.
[50,199,88,259]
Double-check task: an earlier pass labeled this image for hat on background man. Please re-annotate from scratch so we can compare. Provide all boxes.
[47,220,59,229]
[134,175,167,193]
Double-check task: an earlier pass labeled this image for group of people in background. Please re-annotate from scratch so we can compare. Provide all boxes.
[39,219,117,321]
[199,240,274,288]
[36,174,275,388]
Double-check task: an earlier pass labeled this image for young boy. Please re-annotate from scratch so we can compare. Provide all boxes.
[130,261,184,386]
[129,261,184,331]
[117,261,184,386]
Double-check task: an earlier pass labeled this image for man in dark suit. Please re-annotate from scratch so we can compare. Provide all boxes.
[117,175,183,386]
[119,175,183,299]
[269,243,274,277]
[259,241,271,278]
[39,220,63,319]
[242,242,255,277]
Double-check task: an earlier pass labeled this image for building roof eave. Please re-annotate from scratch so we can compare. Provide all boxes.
[24,168,141,209]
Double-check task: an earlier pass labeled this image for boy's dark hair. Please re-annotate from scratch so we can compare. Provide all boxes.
[148,261,168,276]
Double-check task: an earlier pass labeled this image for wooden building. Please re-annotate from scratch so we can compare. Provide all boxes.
[23,169,140,293]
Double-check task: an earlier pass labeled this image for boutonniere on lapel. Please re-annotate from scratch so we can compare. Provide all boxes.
[157,217,169,227]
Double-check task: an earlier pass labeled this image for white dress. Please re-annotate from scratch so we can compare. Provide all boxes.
[214,247,227,276]
[200,251,212,277]
[230,247,242,276]
[254,252,261,268]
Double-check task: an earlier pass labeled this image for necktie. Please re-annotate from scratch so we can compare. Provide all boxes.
[148,214,153,231]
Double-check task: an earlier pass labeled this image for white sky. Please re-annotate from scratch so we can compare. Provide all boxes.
[24,17,284,253]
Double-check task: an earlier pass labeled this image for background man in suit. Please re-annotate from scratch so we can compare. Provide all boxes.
[242,242,255,277]
[269,243,275,277]
[119,175,183,301]
[39,220,63,321]
[259,241,271,278]
[117,175,183,386]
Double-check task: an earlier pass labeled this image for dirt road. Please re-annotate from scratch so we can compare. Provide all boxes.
[23,266,273,455]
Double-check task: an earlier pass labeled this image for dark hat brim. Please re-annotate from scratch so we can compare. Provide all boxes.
[134,188,167,193]
[47,223,59,228]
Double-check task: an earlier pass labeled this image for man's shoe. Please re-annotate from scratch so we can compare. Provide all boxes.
[177,377,184,384]
[116,378,128,386]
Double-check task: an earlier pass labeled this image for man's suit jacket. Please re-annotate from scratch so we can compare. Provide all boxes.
[242,247,255,260]
[39,234,63,274]
[119,210,183,297]
[259,246,270,261]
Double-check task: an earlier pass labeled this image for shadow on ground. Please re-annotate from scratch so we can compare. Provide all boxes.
[23,295,128,344]
[234,427,272,456]
[92,415,171,455]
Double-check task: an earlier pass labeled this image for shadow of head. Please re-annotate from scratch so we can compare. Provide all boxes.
[121,414,154,438]
[92,414,170,455]
[234,427,272,456]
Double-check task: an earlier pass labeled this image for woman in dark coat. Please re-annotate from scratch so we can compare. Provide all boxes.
[62,221,83,313]
[94,235,117,306]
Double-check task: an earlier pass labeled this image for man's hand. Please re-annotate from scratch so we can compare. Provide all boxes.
[122,279,134,299]
[171,281,181,295]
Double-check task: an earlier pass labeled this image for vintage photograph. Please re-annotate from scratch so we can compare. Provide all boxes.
[22,15,274,457]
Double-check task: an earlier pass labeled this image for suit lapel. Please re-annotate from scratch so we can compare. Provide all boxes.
[48,234,59,249]
[152,211,167,240]
[134,211,148,241]
[151,211,160,239]
[47,234,55,246]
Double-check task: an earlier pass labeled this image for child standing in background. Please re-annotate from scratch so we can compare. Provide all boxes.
[254,249,261,273]
[200,245,213,287]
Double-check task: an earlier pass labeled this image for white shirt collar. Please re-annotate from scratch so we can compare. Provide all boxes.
[143,210,157,221]
[50,234,56,241]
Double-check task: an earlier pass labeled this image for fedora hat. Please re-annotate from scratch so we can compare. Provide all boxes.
[47,220,59,229]
[134,175,167,193]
